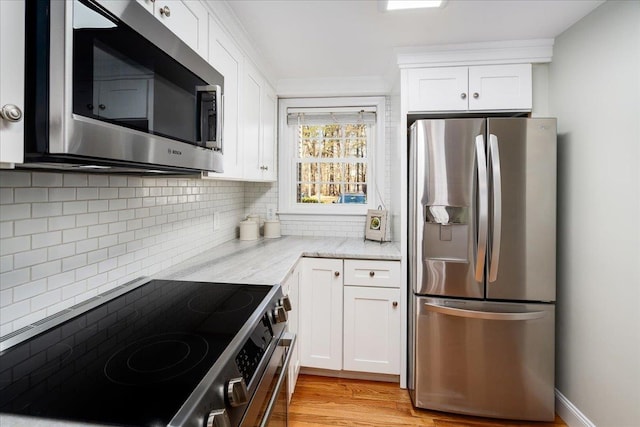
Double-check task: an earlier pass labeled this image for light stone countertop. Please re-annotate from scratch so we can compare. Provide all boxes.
[156,235,402,285]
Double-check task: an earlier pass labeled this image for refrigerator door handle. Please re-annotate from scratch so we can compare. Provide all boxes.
[488,134,502,283]
[475,134,488,282]
[423,302,546,321]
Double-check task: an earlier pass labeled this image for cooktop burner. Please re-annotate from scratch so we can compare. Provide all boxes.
[0,279,273,427]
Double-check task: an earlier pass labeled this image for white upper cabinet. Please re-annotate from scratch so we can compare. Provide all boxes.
[205,15,244,179]
[0,0,25,167]
[135,0,208,59]
[407,64,532,112]
[243,61,277,182]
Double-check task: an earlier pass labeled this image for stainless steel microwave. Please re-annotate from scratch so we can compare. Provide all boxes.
[23,0,224,174]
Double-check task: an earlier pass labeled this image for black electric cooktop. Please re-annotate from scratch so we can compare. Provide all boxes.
[0,280,272,426]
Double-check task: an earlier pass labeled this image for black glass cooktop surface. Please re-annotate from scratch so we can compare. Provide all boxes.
[0,280,272,426]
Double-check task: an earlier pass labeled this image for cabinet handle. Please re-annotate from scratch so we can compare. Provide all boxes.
[0,104,22,123]
[260,165,269,171]
[473,92,479,99]
[98,104,106,110]
[160,5,170,17]
[392,301,398,307]
[369,271,375,277]
[334,271,340,277]
[460,93,467,100]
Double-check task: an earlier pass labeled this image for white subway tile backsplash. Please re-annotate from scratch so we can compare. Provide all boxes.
[62,227,87,243]
[14,248,48,269]
[32,172,63,187]
[15,218,48,236]
[48,215,76,231]
[47,270,75,290]
[1,172,250,334]
[88,175,109,187]
[0,204,30,221]
[14,188,48,203]
[0,171,30,187]
[63,201,88,215]
[13,279,47,301]
[48,242,75,261]
[32,202,63,218]
[99,188,119,199]
[63,174,88,187]
[32,260,62,280]
[0,188,13,204]
[49,188,76,202]
[31,289,61,312]
[31,231,62,249]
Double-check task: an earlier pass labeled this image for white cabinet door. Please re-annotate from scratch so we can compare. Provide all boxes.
[299,258,343,371]
[468,64,532,111]
[204,16,244,179]
[282,263,300,402]
[135,0,208,59]
[0,0,25,167]
[407,64,532,112]
[407,67,468,112]
[260,85,277,181]
[343,286,400,374]
[242,62,277,182]
[243,64,262,181]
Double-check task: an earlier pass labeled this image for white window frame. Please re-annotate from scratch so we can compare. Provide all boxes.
[278,96,386,219]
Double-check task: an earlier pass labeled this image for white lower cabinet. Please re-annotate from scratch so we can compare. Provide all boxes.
[299,258,343,370]
[282,262,300,402]
[343,286,400,374]
[298,257,401,376]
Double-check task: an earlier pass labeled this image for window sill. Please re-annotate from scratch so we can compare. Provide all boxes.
[278,212,367,222]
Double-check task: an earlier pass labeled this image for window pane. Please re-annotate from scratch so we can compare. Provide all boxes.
[295,121,369,206]
[345,138,367,158]
[322,139,342,158]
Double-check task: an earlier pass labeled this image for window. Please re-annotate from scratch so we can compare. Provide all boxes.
[278,97,385,217]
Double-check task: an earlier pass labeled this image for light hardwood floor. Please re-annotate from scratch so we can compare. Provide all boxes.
[289,375,567,427]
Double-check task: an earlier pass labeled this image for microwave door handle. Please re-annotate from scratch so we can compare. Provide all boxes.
[488,134,502,283]
[475,134,488,283]
[217,92,224,153]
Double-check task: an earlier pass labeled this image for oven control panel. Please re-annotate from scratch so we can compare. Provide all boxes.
[235,314,273,385]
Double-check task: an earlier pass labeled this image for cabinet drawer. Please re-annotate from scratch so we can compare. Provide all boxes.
[344,260,400,288]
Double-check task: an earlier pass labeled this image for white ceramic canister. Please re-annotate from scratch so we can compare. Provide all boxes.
[239,220,259,240]
[263,220,281,238]
[247,214,262,235]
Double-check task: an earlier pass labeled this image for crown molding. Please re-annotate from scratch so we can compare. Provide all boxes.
[396,38,554,69]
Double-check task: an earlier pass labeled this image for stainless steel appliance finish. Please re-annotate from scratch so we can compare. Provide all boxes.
[23,0,224,174]
[408,118,557,421]
[0,278,294,427]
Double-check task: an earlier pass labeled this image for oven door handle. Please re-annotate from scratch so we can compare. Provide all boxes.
[259,332,296,427]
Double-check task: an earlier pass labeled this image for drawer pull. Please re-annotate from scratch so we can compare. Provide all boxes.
[369,271,375,277]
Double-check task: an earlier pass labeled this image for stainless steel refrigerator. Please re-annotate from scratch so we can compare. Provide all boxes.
[408,118,557,421]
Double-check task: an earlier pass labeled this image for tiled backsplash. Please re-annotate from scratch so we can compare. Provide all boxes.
[0,171,246,335]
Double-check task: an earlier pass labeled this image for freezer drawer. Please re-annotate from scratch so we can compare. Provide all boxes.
[410,297,555,421]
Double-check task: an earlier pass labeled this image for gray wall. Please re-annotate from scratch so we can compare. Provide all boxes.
[548,1,640,425]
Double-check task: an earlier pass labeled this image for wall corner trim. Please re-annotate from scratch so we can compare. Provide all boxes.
[396,38,554,69]
[555,389,596,427]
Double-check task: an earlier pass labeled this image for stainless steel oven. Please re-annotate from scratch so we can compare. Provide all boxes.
[241,334,295,427]
[23,0,224,173]
[0,278,294,427]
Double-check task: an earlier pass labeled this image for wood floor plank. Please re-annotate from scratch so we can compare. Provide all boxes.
[289,375,567,427]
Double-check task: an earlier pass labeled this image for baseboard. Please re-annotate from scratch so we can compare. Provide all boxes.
[555,389,596,427]
[300,367,399,383]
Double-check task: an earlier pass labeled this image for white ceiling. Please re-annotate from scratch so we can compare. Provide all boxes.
[225,0,604,82]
